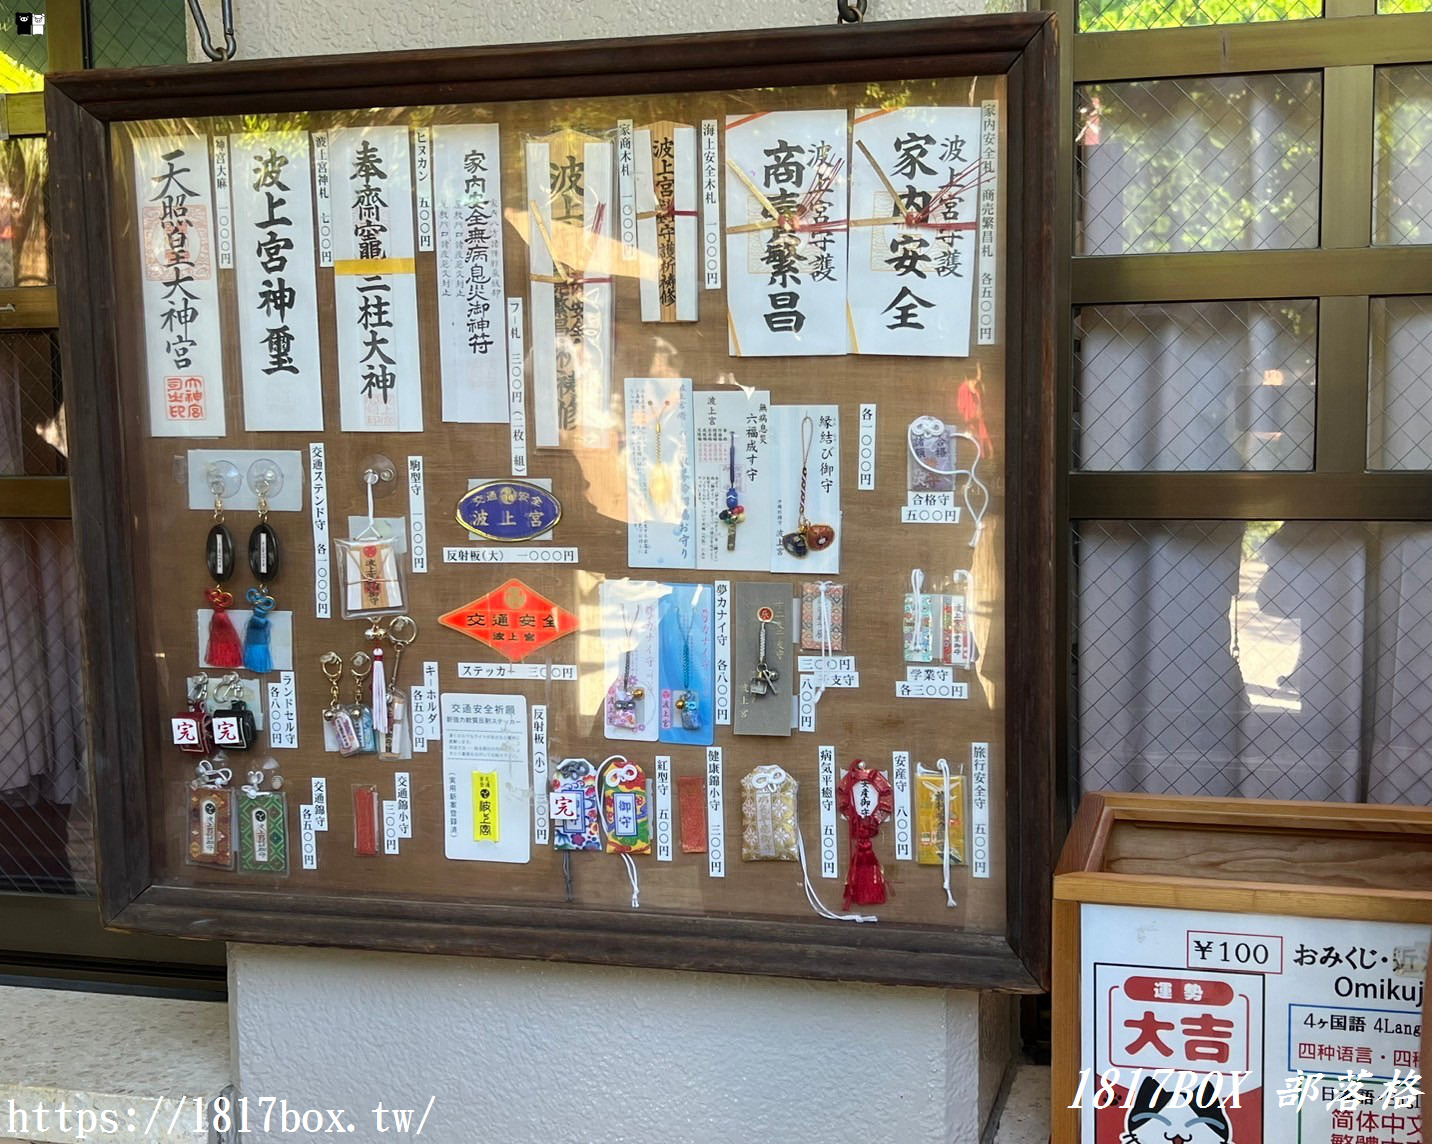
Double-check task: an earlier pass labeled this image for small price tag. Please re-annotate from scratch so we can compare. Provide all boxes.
[895,680,969,700]
[858,403,876,490]
[977,100,1000,346]
[797,675,816,733]
[443,546,580,564]
[309,443,331,619]
[532,704,549,846]
[706,747,724,878]
[300,804,318,870]
[395,772,412,838]
[892,751,912,861]
[701,120,721,290]
[901,505,961,525]
[211,136,233,270]
[423,661,440,742]
[457,663,577,680]
[407,455,427,574]
[311,777,328,831]
[617,119,638,261]
[266,670,298,749]
[654,755,673,862]
[798,656,856,674]
[507,298,527,476]
[971,742,991,878]
[413,127,434,252]
[819,746,838,879]
[714,579,732,725]
[312,130,333,267]
[382,800,400,855]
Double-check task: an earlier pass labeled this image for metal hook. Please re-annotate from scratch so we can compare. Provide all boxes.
[836,0,867,23]
[186,0,237,61]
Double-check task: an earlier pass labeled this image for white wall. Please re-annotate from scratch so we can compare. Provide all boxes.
[232,945,1010,1144]
[212,0,1023,59]
[212,1,1024,1139]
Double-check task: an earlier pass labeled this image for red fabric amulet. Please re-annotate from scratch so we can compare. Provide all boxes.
[836,760,894,910]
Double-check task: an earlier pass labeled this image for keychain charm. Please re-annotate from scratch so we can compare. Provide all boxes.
[242,469,280,673]
[238,761,289,875]
[837,759,893,909]
[203,482,242,668]
[672,604,702,731]
[212,673,257,751]
[781,415,836,557]
[171,674,215,754]
[605,606,648,731]
[348,651,377,754]
[187,759,235,869]
[717,433,744,551]
[746,606,779,697]
[320,651,362,757]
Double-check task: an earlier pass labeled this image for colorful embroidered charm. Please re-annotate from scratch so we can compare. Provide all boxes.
[600,756,651,855]
[551,759,602,852]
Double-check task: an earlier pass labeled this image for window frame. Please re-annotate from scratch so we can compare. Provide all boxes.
[0,0,225,992]
[1044,0,1432,819]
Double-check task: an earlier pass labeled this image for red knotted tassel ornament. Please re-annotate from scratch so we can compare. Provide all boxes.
[836,759,894,910]
[205,587,243,669]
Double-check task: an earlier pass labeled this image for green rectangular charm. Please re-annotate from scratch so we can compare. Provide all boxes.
[238,791,289,874]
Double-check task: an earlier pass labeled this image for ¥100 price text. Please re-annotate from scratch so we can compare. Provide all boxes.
[1068,1068,1250,1109]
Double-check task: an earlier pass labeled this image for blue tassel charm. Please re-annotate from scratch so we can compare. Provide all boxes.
[243,587,275,674]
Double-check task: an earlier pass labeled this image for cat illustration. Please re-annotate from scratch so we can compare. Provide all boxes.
[1121,1076,1233,1144]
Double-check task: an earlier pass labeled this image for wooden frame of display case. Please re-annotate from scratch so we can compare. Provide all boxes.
[46,14,1057,990]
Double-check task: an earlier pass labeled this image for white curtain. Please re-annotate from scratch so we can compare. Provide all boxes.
[1078,521,1432,805]
[1075,70,1432,806]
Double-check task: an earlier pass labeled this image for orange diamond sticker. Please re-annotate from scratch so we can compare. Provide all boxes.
[438,578,580,662]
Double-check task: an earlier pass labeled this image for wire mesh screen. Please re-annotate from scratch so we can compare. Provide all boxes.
[1074,300,1317,472]
[88,0,188,69]
[0,138,51,289]
[0,330,64,476]
[0,519,92,894]
[1369,295,1432,470]
[1074,520,1432,806]
[1374,65,1432,246]
[1076,74,1322,256]
[1078,0,1319,34]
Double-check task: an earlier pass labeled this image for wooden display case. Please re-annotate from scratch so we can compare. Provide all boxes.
[48,14,1056,989]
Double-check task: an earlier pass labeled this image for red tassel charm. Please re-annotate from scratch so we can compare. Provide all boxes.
[205,588,243,669]
[836,760,894,910]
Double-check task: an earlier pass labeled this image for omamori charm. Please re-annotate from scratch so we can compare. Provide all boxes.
[836,759,893,909]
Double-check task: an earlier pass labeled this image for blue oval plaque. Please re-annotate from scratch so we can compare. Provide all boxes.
[456,480,563,543]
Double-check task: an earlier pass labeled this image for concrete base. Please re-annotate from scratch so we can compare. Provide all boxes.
[232,944,1014,1144]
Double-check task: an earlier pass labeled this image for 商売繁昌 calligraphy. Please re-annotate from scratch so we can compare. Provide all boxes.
[723,110,849,358]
